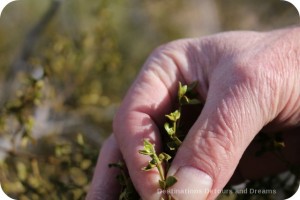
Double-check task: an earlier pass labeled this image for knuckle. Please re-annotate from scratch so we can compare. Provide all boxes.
[187,129,235,180]
[148,39,189,66]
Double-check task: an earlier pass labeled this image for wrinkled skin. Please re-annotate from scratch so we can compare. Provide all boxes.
[87,27,300,200]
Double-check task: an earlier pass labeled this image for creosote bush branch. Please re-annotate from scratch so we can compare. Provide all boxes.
[110,81,202,200]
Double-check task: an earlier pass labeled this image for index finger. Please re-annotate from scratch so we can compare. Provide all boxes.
[113,39,202,199]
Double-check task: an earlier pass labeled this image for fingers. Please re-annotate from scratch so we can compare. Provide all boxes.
[113,40,202,199]
[113,65,175,199]
[86,134,122,200]
[167,73,267,200]
[112,38,259,199]
[106,30,300,200]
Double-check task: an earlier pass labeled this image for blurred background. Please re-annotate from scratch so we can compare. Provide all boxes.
[0,0,298,199]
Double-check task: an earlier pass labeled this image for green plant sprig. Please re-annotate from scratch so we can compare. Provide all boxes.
[164,110,182,149]
[164,81,201,151]
[138,81,201,200]
[110,81,300,200]
[111,81,202,200]
[139,139,176,192]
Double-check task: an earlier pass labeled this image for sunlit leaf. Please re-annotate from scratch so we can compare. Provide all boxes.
[164,122,174,136]
[143,139,155,154]
[159,152,171,162]
[138,150,152,155]
[165,110,180,121]
[178,82,187,99]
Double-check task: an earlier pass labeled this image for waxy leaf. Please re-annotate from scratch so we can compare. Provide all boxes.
[165,110,180,121]
[164,122,175,136]
[178,82,187,99]
[143,163,156,171]
[167,141,177,151]
[165,176,177,188]
[159,152,172,162]
[143,139,154,153]
[138,150,152,155]
[159,179,166,189]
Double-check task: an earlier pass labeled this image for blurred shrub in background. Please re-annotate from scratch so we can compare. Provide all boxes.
[0,0,298,199]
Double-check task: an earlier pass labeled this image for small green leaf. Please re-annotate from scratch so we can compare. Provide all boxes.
[159,179,166,189]
[273,140,285,149]
[165,110,180,121]
[178,82,187,99]
[167,141,177,151]
[164,122,175,136]
[160,152,172,162]
[158,153,165,161]
[181,95,190,104]
[165,176,177,188]
[188,98,201,105]
[150,158,158,165]
[142,163,156,171]
[187,81,197,92]
[119,191,127,200]
[143,140,152,150]
[173,110,180,120]
[165,114,173,121]
[138,150,152,155]
[143,139,155,154]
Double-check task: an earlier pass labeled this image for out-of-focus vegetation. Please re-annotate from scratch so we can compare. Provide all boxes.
[0,0,298,199]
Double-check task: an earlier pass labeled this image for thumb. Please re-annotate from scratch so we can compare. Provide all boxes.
[167,80,267,200]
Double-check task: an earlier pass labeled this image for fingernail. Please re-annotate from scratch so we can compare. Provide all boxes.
[167,166,213,200]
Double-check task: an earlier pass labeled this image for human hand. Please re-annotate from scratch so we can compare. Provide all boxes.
[87,27,300,200]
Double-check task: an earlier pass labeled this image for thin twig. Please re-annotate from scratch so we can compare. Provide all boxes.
[1,0,61,106]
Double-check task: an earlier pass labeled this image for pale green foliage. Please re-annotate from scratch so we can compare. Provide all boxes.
[164,81,201,150]
[139,139,177,200]
[0,0,299,199]
[110,81,202,199]
[0,0,184,199]
[137,82,201,200]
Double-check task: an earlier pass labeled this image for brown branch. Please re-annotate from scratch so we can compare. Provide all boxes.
[11,0,61,74]
[1,0,61,106]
